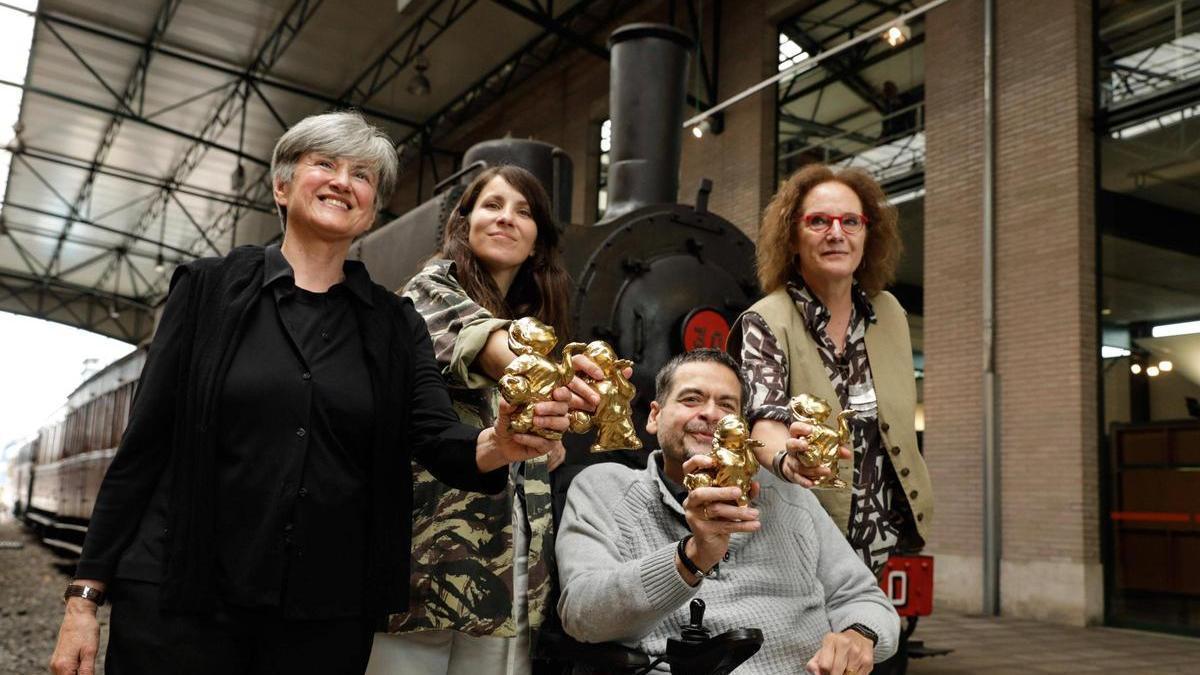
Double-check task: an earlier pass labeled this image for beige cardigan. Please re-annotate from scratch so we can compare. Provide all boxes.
[730,287,933,543]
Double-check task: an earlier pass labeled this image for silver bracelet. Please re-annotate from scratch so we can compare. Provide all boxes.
[772,449,793,483]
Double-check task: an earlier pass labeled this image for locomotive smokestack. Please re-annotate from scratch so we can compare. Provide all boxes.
[598,23,693,225]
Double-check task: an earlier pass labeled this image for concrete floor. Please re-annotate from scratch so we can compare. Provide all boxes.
[907,610,1200,674]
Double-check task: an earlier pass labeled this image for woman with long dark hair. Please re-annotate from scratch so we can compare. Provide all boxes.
[368,165,601,675]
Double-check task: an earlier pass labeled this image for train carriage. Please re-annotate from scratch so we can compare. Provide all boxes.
[23,350,144,553]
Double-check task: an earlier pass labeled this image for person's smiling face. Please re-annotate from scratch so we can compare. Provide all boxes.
[466,175,538,279]
[274,152,378,242]
[648,361,743,466]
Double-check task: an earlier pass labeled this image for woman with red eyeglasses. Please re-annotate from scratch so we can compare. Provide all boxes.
[729,163,933,608]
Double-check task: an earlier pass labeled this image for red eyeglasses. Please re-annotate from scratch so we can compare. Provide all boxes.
[799,212,869,234]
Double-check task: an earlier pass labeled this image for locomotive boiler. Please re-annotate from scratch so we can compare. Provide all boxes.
[352,23,759,464]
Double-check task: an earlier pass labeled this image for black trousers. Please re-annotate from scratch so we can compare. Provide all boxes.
[105,580,375,675]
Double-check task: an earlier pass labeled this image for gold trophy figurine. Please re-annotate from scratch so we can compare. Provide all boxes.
[564,340,642,452]
[787,393,855,490]
[498,317,577,440]
[683,414,763,507]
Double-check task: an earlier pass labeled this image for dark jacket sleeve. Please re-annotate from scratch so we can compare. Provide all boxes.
[401,299,507,494]
[75,268,193,582]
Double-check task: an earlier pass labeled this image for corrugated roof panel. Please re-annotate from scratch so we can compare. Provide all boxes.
[3,0,607,339]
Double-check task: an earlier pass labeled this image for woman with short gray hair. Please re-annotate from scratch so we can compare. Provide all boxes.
[48,111,571,675]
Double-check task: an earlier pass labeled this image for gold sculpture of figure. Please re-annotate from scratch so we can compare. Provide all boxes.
[788,393,855,490]
[565,341,642,452]
[683,414,763,507]
[498,317,577,440]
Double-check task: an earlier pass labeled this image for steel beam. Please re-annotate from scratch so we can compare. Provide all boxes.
[778,112,876,145]
[399,0,633,153]
[14,145,276,214]
[490,0,610,60]
[2,200,198,258]
[0,78,271,167]
[0,270,152,343]
[94,0,324,292]
[682,0,720,109]
[3,220,189,267]
[339,0,480,107]
[41,0,183,279]
[20,6,420,128]
[781,24,885,112]
[779,32,924,106]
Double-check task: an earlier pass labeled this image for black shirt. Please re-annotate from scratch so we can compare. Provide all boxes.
[213,244,375,618]
[655,452,689,508]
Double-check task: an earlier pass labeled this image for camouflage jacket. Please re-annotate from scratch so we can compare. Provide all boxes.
[387,259,556,639]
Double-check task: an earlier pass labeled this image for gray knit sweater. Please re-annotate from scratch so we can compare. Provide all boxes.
[556,451,899,673]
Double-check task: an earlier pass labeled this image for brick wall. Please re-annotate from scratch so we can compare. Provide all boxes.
[925,0,1099,624]
[678,1,777,239]
[923,0,987,613]
[993,0,1098,624]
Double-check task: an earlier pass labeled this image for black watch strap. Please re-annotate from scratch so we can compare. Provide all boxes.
[676,534,717,578]
[845,622,878,646]
[64,584,106,607]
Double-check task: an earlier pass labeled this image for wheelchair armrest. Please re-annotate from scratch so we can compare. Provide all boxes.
[537,629,652,671]
[665,627,764,675]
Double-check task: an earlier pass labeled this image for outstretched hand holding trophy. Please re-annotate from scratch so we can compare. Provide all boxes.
[498,317,641,451]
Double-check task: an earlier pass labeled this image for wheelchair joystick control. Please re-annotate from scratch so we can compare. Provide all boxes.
[679,599,711,644]
[666,597,765,675]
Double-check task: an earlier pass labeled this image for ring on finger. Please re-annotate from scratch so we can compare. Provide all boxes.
[702,505,711,521]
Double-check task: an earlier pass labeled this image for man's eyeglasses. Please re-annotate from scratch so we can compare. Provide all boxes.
[799,212,869,234]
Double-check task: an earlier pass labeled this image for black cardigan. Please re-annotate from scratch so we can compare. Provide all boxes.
[76,245,505,614]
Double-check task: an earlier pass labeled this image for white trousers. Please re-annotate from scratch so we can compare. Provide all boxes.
[366,495,531,675]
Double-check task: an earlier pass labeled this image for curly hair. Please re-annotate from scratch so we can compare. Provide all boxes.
[756,164,902,296]
[438,165,572,340]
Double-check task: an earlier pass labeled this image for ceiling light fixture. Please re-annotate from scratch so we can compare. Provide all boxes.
[407,53,432,97]
[1152,320,1200,338]
[1147,365,1160,377]
[691,113,724,139]
[1159,360,1173,372]
[231,163,245,192]
[1130,363,1142,375]
[883,22,910,48]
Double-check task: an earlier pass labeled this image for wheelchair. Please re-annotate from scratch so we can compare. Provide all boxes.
[536,459,762,674]
[535,597,763,675]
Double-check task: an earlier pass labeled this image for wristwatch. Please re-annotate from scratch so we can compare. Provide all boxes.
[64,583,106,607]
[845,623,878,646]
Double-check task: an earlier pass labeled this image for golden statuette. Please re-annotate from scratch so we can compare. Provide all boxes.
[683,414,763,507]
[563,340,642,452]
[498,317,577,440]
[788,393,855,490]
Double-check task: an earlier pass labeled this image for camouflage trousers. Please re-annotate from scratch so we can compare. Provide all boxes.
[388,458,555,640]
